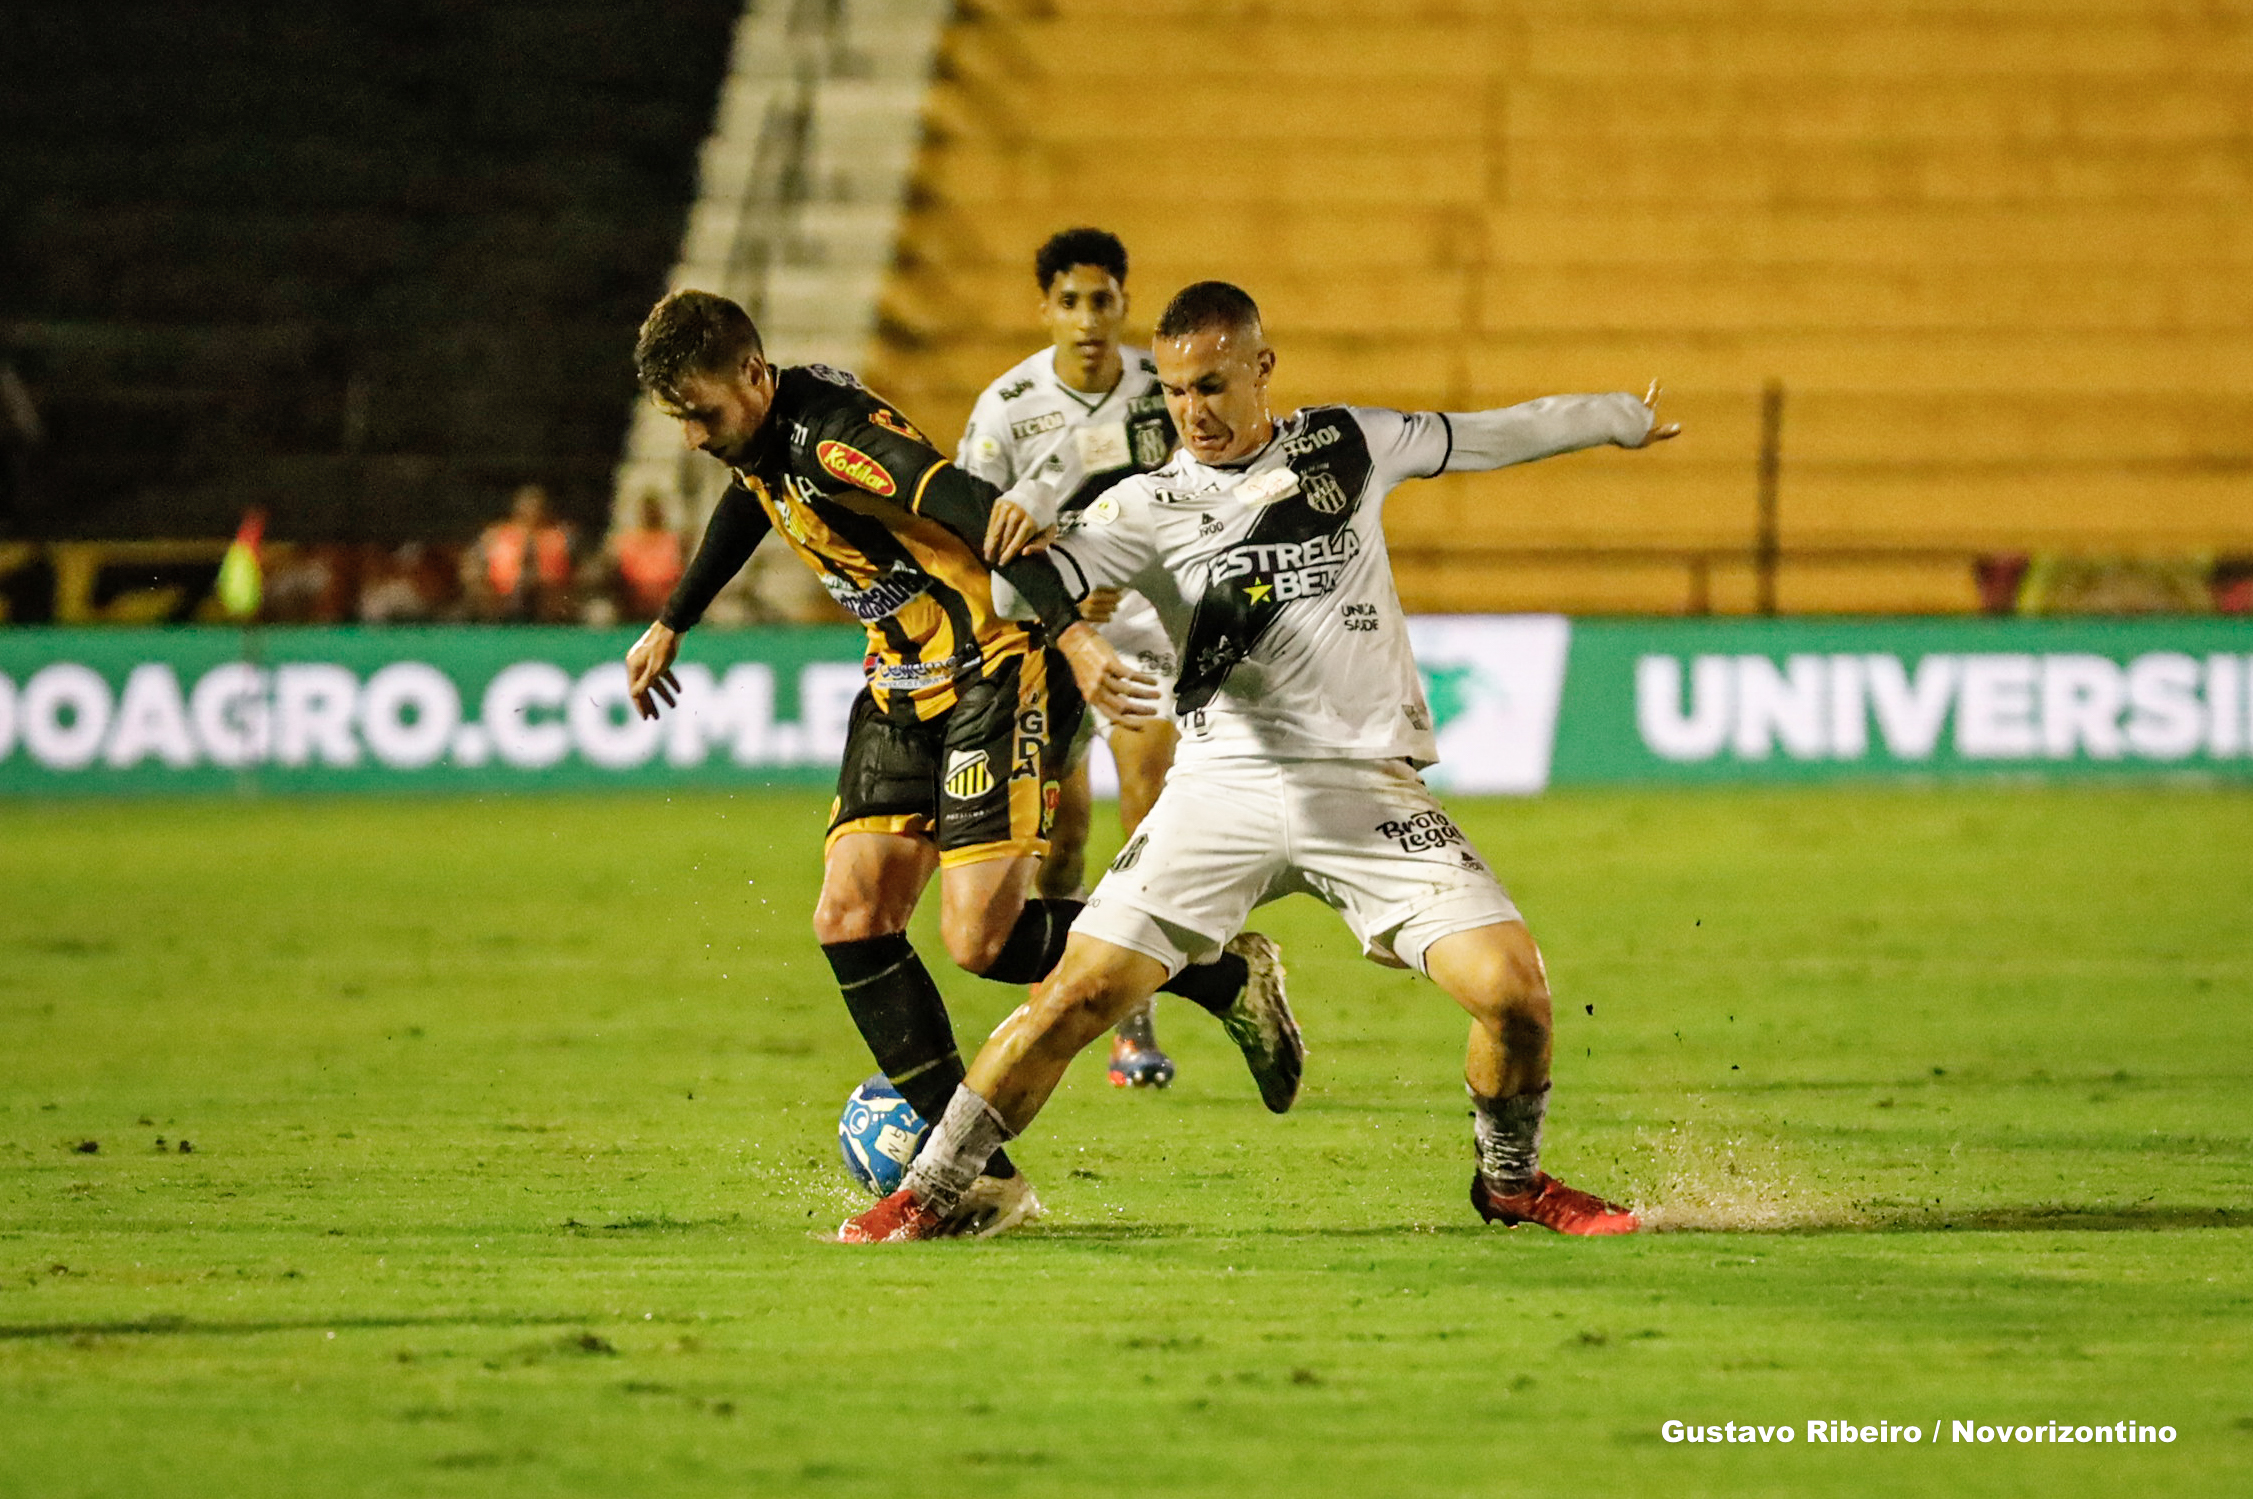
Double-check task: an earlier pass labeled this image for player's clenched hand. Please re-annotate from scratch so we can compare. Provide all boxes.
[1078,586,1123,625]
[1627,380,1681,448]
[1057,621,1159,725]
[983,499,1054,568]
[626,621,682,721]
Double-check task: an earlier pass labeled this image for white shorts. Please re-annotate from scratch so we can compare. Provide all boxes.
[1092,594,1177,739]
[1075,757,1523,977]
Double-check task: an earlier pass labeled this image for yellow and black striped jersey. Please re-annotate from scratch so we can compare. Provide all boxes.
[662,364,1054,720]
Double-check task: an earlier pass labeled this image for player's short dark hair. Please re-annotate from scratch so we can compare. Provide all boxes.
[1154,281,1262,341]
[634,289,764,401]
[1034,227,1129,292]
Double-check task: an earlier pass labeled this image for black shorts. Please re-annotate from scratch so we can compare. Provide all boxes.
[827,648,1086,867]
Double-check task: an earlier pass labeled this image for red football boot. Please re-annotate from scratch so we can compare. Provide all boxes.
[837,1188,945,1244]
[1471,1171,1639,1236]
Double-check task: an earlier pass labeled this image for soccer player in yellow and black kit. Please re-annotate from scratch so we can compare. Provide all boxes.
[622,291,1300,1236]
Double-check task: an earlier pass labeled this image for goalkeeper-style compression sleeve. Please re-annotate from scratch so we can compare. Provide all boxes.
[659,481,774,632]
[1439,393,1652,474]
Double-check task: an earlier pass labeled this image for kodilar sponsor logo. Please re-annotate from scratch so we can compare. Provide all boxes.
[816,440,896,497]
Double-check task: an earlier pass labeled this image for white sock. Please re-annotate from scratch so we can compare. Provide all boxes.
[900,1087,1013,1214]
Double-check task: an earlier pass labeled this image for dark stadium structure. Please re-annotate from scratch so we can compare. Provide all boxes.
[0,1,742,546]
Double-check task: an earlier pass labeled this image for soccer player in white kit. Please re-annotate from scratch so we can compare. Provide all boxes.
[842,281,1678,1244]
[957,228,1195,1089]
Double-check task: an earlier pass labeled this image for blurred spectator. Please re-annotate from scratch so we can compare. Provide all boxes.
[592,490,685,623]
[1973,554,2029,616]
[261,543,338,623]
[360,542,461,623]
[2213,559,2253,615]
[463,483,575,622]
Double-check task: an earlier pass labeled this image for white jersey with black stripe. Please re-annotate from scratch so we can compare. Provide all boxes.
[1043,405,1451,767]
[959,345,1179,679]
[1034,391,1653,769]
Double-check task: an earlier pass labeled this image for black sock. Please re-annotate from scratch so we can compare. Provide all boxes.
[980,901,1247,1019]
[821,933,1015,1180]
[1160,951,1247,1017]
[976,898,1083,984]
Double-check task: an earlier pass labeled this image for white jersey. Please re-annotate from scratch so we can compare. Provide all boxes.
[959,347,1180,691]
[957,345,1173,493]
[1043,405,1443,766]
[1035,395,1650,769]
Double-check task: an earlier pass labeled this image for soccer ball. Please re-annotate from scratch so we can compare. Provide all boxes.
[837,1074,928,1195]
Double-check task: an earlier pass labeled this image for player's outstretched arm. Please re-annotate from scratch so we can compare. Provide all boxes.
[982,496,1053,569]
[1437,382,1679,473]
[914,463,1090,640]
[628,481,773,721]
[977,432,1086,567]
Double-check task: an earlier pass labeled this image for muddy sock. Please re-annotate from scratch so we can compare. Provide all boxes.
[900,1087,1015,1214]
[1471,1084,1548,1194]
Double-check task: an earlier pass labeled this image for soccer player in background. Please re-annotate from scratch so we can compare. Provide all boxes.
[842,282,1677,1243]
[957,227,1190,1089]
[622,290,1301,1236]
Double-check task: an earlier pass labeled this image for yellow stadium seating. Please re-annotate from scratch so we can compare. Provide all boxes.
[866,0,2253,613]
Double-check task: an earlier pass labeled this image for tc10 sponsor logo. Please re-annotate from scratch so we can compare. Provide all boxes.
[0,659,867,776]
[1638,653,2252,764]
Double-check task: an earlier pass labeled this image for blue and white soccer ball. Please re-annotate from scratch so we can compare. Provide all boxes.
[837,1074,929,1196]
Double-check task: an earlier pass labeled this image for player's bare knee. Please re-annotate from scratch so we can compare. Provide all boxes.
[1448,931,1552,1035]
[812,896,893,946]
[940,911,1015,975]
[1495,954,1552,1039]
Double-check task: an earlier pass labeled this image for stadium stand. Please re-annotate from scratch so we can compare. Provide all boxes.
[611,0,952,539]
[0,0,742,549]
[864,0,2253,614]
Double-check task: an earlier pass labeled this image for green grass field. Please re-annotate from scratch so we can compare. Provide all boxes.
[2,784,2249,1498]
